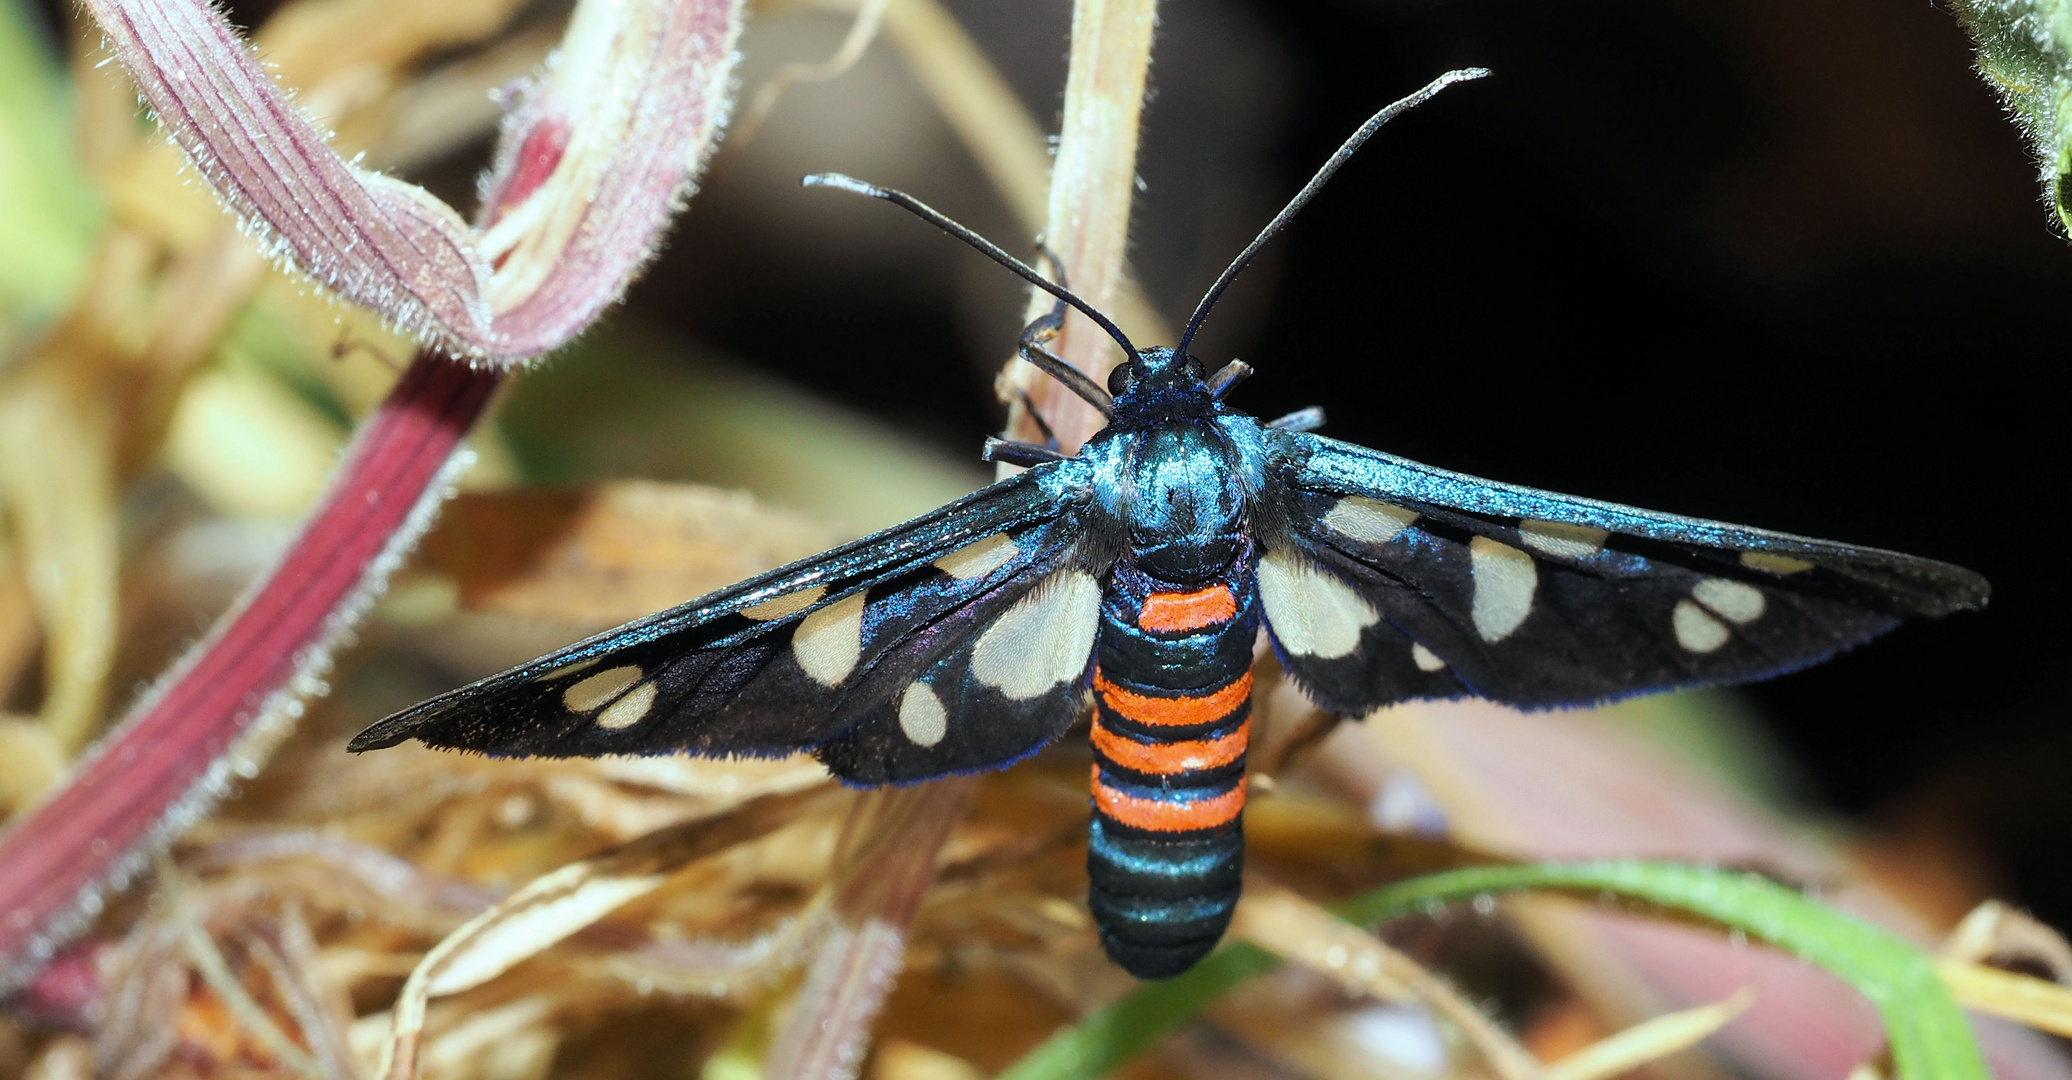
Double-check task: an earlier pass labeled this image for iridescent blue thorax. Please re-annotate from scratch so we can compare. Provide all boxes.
[1079,347,1268,584]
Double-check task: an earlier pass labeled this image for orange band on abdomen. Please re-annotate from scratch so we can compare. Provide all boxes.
[1138,585,1238,633]
[1096,669,1251,727]
[1093,718,1249,775]
[1092,766,1246,832]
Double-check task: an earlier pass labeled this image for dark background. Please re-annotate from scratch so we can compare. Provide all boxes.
[34,0,2071,920]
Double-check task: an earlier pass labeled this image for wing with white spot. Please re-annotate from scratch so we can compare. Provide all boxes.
[349,462,1100,772]
[815,557,1108,784]
[1258,431,1988,714]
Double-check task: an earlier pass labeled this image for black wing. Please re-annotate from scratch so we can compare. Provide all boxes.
[351,462,1112,783]
[1256,431,1989,715]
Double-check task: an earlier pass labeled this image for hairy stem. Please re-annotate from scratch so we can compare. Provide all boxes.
[0,353,501,994]
[1001,0,1158,453]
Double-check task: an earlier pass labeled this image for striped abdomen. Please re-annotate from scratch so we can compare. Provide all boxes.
[1088,563,1257,979]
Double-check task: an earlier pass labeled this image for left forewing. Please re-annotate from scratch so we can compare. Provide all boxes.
[349,464,1096,764]
[1257,432,1988,715]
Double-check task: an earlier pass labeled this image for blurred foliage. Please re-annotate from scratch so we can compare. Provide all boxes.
[0,0,97,351]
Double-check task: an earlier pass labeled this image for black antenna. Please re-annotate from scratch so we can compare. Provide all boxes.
[804,174,1144,368]
[1174,68,1490,356]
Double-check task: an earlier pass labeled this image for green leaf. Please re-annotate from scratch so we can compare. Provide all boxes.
[1951,0,2072,232]
[999,861,1987,1080]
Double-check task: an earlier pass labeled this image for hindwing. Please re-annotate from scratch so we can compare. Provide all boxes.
[351,463,1105,779]
[1258,431,1988,715]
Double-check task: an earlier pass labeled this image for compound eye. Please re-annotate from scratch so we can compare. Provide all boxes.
[1106,363,1134,395]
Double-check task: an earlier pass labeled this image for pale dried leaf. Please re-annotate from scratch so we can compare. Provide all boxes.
[0,539,38,707]
[23,1035,94,1080]
[415,482,839,627]
[417,995,558,1080]
[0,721,68,818]
[379,789,830,1080]
[871,1038,983,1080]
[1944,900,2072,982]
[163,365,345,519]
[0,359,118,753]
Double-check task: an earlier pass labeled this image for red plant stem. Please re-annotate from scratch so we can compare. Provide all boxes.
[0,353,503,994]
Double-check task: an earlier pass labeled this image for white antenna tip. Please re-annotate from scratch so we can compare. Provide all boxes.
[801,172,880,197]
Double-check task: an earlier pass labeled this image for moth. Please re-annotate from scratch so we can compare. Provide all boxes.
[352,70,1988,979]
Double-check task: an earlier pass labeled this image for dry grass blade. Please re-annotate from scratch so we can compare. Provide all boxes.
[1943,900,2072,980]
[379,787,833,1080]
[0,340,118,755]
[178,922,326,1080]
[246,905,368,1080]
[0,721,66,819]
[1938,962,2072,1039]
[1544,989,1754,1080]
[1229,878,1545,1080]
[1932,899,2072,1039]
[735,0,893,147]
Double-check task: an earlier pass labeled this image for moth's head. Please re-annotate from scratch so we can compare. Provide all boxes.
[1106,347,1214,424]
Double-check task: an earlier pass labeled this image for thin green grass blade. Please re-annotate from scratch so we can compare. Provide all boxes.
[999,860,1986,1080]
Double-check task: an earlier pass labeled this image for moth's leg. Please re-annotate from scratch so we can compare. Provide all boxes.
[1017,388,1062,451]
[983,437,1068,467]
[1019,242,1072,347]
[1265,406,1326,432]
[1013,243,1113,415]
[1206,359,1253,399]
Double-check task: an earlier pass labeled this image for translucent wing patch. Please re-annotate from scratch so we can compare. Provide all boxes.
[350,463,1097,772]
[1262,432,1988,715]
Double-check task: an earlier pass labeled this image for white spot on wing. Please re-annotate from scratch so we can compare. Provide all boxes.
[898,682,948,747]
[793,592,866,686]
[742,584,827,621]
[1411,643,1446,672]
[1693,578,1765,624]
[565,666,642,712]
[1323,497,1418,545]
[596,682,657,730]
[970,570,1102,700]
[1518,520,1607,559]
[935,534,1019,580]
[534,657,600,683]
[1673,599,1730,653]
[1469,537,1537,642]
[1257,548,1378,659]
[1741,551,1814,575]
